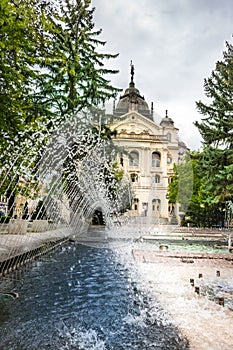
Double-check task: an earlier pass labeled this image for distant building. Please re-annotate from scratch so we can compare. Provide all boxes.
[110,63,189,223]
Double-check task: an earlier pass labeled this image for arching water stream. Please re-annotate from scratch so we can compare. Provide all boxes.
[0,231,189,349]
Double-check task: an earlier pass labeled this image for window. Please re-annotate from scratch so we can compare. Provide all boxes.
[168,202,175,215]
[129,151,139,166]
[152,199,161,212]
[130,173,138,183]
[166,133,171,142]
[167,156,172,164]
[152,174,160,184]
[120,154,124,166]
[168,177,173,184]
[152,152,161,167]
[133,198,139,211]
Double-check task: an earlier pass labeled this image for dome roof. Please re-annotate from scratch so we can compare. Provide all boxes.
[114,63,153,120]
[160,110,174,127]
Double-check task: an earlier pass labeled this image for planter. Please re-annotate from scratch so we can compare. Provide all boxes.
[8,219,28,234]
[31,220,48,232]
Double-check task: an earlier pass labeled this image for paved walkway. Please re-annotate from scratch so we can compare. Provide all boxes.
[133,249,233,350]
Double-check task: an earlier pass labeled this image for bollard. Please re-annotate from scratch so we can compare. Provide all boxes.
[198,273,203,278]
[216,270,220,277]
[218,297,224,306]
[195,286,200,294]
[190,278,194,286]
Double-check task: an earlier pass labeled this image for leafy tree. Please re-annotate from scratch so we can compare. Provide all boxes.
[167,163,179,204]
[167,155,194,219]
[1,0,120,215]
[168,152,230,227]
[194,41,233,226]
[3,5,45,132]
[177,153,207,227]
[1,0,120,151]
[0,0,50,210]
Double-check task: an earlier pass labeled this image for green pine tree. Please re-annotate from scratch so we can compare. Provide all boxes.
[195,43,233,207]
[194,41,233,226]
[35,0,121,125]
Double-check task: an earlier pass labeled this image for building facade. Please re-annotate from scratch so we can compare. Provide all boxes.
[110,64,188,222]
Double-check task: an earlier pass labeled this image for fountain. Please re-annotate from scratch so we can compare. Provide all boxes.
[1,111,233,349]
[0,111,132,277]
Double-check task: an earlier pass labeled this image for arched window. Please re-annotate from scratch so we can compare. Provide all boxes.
[152,174,160,184]
[152,199,161,212]
[168,202,175,215]
[129,151,139,166]
[166,133,171,142]
[130,173,138,183]
[167,155,172,164]
[152,152,161,167]
[168,177,173,184]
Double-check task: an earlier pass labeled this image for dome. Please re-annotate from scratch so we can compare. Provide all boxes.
[160,110,174,127]
[114,63,153,120]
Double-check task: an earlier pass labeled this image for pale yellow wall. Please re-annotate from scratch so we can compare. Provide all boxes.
[110,111,181,221]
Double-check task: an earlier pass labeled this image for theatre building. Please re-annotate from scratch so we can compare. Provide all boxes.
[110,65,188,223]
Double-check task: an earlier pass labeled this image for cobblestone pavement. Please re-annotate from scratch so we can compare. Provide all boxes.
[133,249,233,350]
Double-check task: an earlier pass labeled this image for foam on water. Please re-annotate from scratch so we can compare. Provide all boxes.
[57,323,106,350]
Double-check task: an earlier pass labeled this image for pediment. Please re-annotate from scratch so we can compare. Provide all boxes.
[111,111,161,136]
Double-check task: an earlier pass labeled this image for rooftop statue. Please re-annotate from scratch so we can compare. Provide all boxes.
[130,60,134,84]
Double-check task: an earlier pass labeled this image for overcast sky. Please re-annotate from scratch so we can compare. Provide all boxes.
[92,0,232,150]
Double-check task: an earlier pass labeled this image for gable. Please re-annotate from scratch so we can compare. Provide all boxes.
[111,111,161,136]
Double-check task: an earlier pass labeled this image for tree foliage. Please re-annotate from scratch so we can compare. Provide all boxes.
[167,155,194,210]
[182,40,233,227]
[162,41,232,227]
[0,0,39,135]
[194,41,233,206]
[0,0,120,150]
[0,0,120,214]
[34,0,121,124]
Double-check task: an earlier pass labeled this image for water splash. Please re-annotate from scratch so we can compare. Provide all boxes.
[0,111,133,275]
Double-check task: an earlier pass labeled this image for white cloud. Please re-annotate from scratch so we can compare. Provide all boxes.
[93,0,233,150]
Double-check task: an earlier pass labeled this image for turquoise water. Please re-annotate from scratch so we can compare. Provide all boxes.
[139,240,229,254]
[168,242,228,254]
